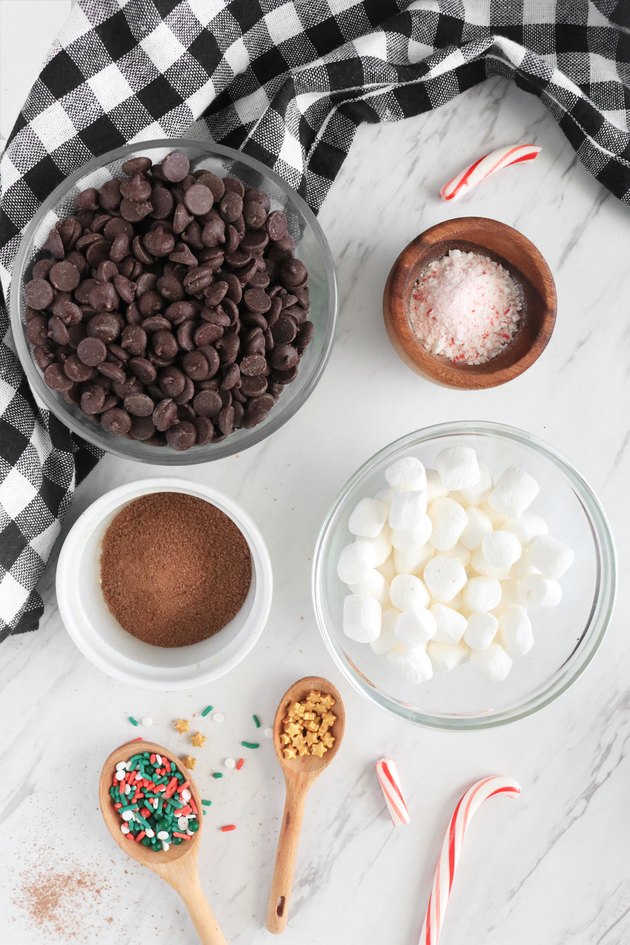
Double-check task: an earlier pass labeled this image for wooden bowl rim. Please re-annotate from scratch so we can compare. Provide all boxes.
[383,216,557,390]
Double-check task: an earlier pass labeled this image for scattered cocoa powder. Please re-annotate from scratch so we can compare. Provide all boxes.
[100,492,252,646]
[17,870,105,939]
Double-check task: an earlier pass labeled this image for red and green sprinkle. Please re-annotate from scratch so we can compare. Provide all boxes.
[201,705,213,717]
[110,751,199,852]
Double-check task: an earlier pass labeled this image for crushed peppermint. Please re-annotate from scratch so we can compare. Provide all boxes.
[409,249,523,365]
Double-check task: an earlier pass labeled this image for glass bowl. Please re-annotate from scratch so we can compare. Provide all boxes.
[9,139,337,464]
[313,421,616,730]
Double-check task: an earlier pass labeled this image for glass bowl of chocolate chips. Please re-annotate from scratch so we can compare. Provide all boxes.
[10,140,337,462]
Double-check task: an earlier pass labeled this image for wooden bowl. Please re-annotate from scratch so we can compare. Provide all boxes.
[382,217,557,389]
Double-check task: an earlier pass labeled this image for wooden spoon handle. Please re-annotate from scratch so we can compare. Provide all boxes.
[266,782,308,933]
[176,879,228,945]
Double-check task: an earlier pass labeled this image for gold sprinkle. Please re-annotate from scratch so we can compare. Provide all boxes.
[181,754,196,769]
[190,731,206,748]
[174,719,190,734]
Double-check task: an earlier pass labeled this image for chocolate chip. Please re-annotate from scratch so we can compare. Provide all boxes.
[128,357,157,384]
[240,354,267,376]
[120,174,152,202]
[184,183,214,216]
[101,407,132,435]
[193,389,223,418]
[266,211,288,241]
[124,393,155,417]
[217,405,235,436]
[153,398,179,431]
[77,337,107,366]
[129,415,156,440]
[219,192,243,223]
[44,362,74,391]
[63,354,95,382]
[80,384,106,414]
[243,393,275,428]
[166,421,197,450]
[162,151,190,182]
[122,156,152,176]
[244,287,272,313]
[25,279,54,310]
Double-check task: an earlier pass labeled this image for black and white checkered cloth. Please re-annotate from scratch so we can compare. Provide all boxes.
[0,0,628,641]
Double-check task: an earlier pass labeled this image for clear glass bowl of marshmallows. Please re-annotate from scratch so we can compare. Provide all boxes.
[312,421,616,730]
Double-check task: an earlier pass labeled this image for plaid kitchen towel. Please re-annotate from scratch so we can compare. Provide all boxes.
[0,0,629,640]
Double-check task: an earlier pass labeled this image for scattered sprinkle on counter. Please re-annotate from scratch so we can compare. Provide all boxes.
[190,732,206,748]
[240,741,260,750]
[141,716,153,727]
[212,772,224,779]
[220,825,237,832]
[174,719,190,734]
[201,799,212,807]
[110,751,199,851]
[201,705,213,717]
[264,728,273,739]
[235,758,245,771]
[252,714,261,728]
[212,712,225,723]
[224,758,236,770]
[128,716,139,726]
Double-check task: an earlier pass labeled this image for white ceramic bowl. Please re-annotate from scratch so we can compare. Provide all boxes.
[56,477,273,689]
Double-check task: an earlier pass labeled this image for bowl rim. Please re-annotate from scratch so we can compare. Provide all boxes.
[312,420,617,730]
[382,217,557,390]
[9,137,338,465]
[56,476,273,690]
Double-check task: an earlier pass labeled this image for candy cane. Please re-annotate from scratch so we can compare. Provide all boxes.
[419,776,521,945]
[440,145,541,202]
[375,758,410,826]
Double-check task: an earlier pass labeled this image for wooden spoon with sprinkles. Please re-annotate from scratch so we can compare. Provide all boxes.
[266,676,345,934]
[99,740,228,945]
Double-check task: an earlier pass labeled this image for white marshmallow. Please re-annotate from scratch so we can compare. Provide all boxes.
[349,569,389,605]
[470,643,513,681]
[378,556,397,583]
[430,603,467,644]
[385,456,427,492]
[390,574,429,610]
[337,540,376,584]
[348,497,388,539]
[488,466,539,518]
[370,608,399,655]
[391,520,432,551]
[424,555,467,602]
[428,497,467,551]
[526,535,575,579]
[387,646,433,684]
[504,514,548,546]
[517,575,562,608]
[499,606,534,656]
[447,544,472,568]
[458,462,493,505]
[427,640,469,673]
[464,612,498,651]
[435,446,480,491]
[463,576,502,613]
[374,486,395,503]
[482,530,522,569]
[394,545,433,575]
[395,606,437,646]
[470,548,509,580]
[426,467,449,501]
[389,491,428,530]
[460,507,493,551]
[509,558,538,580]
[497,578,520,608]
[366,527,392,567]
[343,594,381,642]
[480,501,508,528]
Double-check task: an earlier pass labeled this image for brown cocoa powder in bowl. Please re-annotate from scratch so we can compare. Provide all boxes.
[100,492,252,646]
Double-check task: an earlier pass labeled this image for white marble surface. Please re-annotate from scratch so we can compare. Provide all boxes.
[2,5,630,945]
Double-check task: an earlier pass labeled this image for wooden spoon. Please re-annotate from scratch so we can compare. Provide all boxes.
[266,676,345,934]
[99,740,227,945]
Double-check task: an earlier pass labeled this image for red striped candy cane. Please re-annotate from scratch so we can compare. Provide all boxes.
[375,758,410,826]
[419,775,521,945]
[440,145,541,202]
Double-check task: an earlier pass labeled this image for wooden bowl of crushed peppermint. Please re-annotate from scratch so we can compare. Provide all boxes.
[383,217,557,389]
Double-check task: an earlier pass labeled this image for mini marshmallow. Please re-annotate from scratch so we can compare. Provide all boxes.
[428,497,467,551]
[343,594,381,643]
[447,543,472,568]
[430,603,467,644]
[497,578,520,608]
[387,645,433,684]
[482,531,522,569]
[458,462,493,505]
[488,466,539,518]
[390,574,430,611]
[378,556,397,583]
[435,446,480,491]
[464,612,498,651]
[480,501,508,528]
[499,605,534,657]
[394,545,434,575]
[337,540,376,584]
[424,555,467,602]
[349,569,389,605]
[526,535,575,580]
[395,605,437,646]
[348,497,388,539]
[426,468,449,501]
[374,486,395,503]
[391,520,432,551]
[389,491,428,530]
[370,608,399,655]
[517,575,562,608]
[470,643,513,681]
[366,527,392,567]
[463,576,502,613]
[509,558,537,580]
[504,514,548,546]
[460,506,493,551]
[470,548,509,580]
[385,456,427,492]
[427,640,469,673]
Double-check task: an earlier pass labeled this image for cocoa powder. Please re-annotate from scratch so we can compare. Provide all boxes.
[100,492,252,646]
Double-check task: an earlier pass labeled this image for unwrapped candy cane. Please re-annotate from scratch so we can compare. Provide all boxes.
[419,775,521,945]
[375,757,410,826]
[440,145,541,202]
